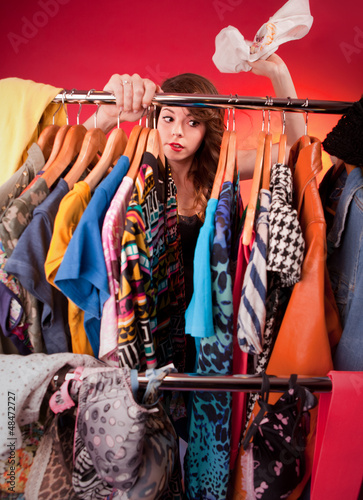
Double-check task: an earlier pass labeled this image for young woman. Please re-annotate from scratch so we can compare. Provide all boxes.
[84,53,304,217]
[83,54,305,367]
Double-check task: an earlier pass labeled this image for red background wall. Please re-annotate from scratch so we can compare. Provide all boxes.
[1,0,363,181]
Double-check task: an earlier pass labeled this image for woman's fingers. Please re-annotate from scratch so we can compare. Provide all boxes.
[97,73,160,129]
[103,73,158,113]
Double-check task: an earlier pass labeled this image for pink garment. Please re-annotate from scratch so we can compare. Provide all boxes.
[230,227,254,469]
[99,175,134,365]
[311,371,363,500]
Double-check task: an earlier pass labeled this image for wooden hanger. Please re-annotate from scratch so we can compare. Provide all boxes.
[242,129,267,245]
[125,127,150,182]
[37,124,60,161]
[122,124,142,162]
[261,132,272,190]
[42,125,71,172]
[144,106,166,171]
[210,130,230,200]
[63,128,107,190]
[41,124,88,189]
[145,128,166,177]
[146,128,164,163]
[224,130,237,184]
[278,133,287,165]
[277,110,287,165]
[146,127,159,157]
[83,126,128,192]
[261,110,272,190]
[37,100,66,161]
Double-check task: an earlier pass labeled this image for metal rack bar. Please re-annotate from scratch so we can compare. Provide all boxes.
[53,90,353,114]
[136,373,333,393]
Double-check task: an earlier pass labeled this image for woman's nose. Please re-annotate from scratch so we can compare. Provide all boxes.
[172,122,183,137]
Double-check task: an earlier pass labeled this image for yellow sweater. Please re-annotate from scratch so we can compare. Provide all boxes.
[0,77,67,182]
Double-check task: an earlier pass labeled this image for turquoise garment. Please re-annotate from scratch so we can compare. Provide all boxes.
[54,156,130,357]
[184,182,234,500]
[185,198,218,341]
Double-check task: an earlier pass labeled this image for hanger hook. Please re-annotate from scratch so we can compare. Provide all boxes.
[52,102,62,125]
[304,111,309,136]
[68,89,81,125]
[153,105,157,129]
[62,90,69,125]
[226,108,231,131]
[86,88,95,101]
[138,107,147,126]
[86,89,96,127]
[282,110,286,135]
[232,95,238,131]
[145,105,153,128]
[265,95,274,107]
[77,103,83,125]
[302,98,309,135]
[232,107,236,132]
[148,105,155,128]
[69,88,78,124]
[267,110,271,134]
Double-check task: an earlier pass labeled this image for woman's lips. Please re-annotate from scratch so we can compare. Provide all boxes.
[168,143,184,152]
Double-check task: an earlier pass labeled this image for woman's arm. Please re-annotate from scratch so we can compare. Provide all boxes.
[237,53,305,180]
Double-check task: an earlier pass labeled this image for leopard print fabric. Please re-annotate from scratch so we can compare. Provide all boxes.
[38,414,78,500]
[25,413,79,500]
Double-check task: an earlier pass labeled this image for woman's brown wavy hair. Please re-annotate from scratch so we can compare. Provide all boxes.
[156,73,225,220]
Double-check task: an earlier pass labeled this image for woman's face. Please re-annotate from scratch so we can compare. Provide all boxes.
[157,106,206,166]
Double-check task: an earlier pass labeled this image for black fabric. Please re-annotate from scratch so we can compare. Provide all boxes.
[141,151,166,203]
[242,373,317,500]
[178,214,203,308]
[178,214,203,375]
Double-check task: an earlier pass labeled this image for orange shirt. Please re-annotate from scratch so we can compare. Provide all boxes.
[45,181,93,356]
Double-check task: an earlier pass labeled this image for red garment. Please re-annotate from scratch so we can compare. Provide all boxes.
[311,371,363,500]
[230,229,254,469]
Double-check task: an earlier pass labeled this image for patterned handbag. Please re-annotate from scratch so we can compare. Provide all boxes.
[72,366,183,500]
[240,373,317,500]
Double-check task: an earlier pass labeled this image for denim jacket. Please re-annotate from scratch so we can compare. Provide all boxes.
[325,166,363,371]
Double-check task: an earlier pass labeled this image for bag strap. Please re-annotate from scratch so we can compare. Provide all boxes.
[142,365,177,405]
[242,373,273,449]
[242,373,315,451]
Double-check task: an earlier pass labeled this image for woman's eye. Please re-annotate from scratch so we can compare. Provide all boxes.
[162,116,173,123]
[189,120,200,127]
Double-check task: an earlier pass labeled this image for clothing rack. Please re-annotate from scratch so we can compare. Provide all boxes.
[51,89,338,395]
[135,373,333,392]
[53,90,353,114]
[60,371,333,392]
